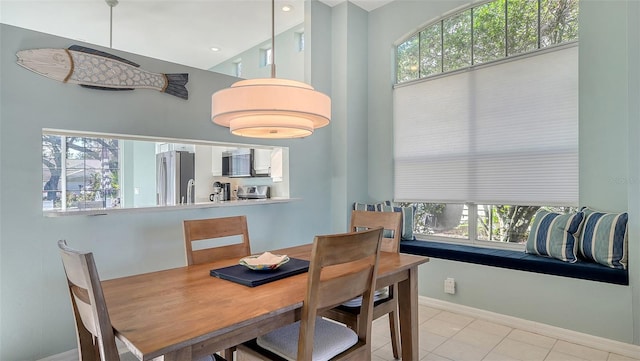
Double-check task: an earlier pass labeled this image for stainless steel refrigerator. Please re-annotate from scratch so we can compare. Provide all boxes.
[156,150,195,205]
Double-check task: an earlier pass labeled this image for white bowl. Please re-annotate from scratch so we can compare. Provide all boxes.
[239,253,290,271]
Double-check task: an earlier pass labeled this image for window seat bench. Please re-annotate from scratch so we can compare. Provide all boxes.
[400,240,629,285]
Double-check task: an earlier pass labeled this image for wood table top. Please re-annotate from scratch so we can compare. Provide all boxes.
[102,244,428,360]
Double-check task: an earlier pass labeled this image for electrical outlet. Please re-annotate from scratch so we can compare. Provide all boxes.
[444,277,456,294]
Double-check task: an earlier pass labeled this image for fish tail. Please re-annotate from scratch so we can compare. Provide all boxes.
[163,73,189,100]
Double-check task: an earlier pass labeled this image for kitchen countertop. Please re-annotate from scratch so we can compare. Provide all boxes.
[43,197,299,217]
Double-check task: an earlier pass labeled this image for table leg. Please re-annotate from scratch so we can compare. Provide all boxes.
[398,266,419,360]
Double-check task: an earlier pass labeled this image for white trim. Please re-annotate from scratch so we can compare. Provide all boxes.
[420,296,640,358]
[37,343,132,361]
[37,349,76,361]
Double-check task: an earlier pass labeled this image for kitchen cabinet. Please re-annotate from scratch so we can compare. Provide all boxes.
[253,148,272,176]
[270,148,283,182]
[211,146,227,176]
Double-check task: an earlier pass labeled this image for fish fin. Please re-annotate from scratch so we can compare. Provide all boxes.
[68,45,140,68]
[163,73,189,100]
[80,84,135,91]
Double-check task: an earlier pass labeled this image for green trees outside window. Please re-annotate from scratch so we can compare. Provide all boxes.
[396,0,578,83]
[42,134,120,210]
[404,203,577,244]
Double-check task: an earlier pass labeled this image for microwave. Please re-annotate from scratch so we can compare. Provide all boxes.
[221,148,253,177]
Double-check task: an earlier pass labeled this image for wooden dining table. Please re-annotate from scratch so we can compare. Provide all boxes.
[102,244,429,361]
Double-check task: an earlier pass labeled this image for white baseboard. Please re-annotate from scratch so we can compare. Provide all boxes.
[37,343,132,361]
[420,296,640,359]
[37,349,76,361]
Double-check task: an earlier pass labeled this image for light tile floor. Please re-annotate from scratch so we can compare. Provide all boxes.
[371,305,640,361]
[51,304,640,361]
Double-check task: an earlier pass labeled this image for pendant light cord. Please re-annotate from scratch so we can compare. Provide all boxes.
[109,5,114,48]
[105,0,118,48]
[271,0,276,78]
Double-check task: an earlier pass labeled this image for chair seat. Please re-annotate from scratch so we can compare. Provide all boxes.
[256,317,358,361]
[341,286,389,308]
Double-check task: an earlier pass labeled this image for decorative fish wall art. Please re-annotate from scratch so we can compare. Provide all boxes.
[16,45,189,99]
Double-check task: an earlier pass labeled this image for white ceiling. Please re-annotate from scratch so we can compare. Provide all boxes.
[0,0,391,71]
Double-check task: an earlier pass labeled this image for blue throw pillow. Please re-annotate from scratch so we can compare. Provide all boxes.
[377,204,414,241]
[353,202,378,212]
[525,210,584,263]
[352,201,415,240]
[578,207,628,270]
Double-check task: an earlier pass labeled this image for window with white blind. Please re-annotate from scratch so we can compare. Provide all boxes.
[393,44,578,245]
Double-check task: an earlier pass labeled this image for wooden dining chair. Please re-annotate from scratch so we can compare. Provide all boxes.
[183,215,252,360]
[183,215,252,266]
[236,227,383,361]
[58,239,121,361]
[58,240,227,361]
[322,210,403,359]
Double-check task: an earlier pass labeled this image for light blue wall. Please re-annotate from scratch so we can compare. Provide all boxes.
[121,139,156,208]
[209,24,305,82]
[0,24,332,360]
[367,0,639,345]
[579,1,629,210]
[330,2,370,233]
[132,141,157,207]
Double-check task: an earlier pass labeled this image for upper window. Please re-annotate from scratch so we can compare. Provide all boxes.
[296,31,305,52]
[396,0,579,83]
[234,60,243,77]
[261,47,273,67]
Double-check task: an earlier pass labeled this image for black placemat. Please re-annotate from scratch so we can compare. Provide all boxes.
[210,258,310,287]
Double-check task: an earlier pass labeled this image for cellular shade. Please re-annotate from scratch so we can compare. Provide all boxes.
[393,45,578,206]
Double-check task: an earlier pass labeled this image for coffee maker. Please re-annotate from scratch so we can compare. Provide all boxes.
[210,181,223,202]
[211,181,232,202]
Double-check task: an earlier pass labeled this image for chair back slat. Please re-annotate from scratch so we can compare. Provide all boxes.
[58,240,120,361]
[183,216,251,265]
[70,285,98,336]
[316,270,373,310]
[350,210,402,253]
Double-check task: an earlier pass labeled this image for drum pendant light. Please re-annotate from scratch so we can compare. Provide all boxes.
[211,0,331,138]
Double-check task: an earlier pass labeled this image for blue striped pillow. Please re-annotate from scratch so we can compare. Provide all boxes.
[376,204,414,241]
[352,202,415,240]
[525,210,584,263]
[578,208,628,270]
[353,202,378,212]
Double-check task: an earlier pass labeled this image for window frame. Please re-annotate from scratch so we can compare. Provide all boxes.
[394,0,579,250]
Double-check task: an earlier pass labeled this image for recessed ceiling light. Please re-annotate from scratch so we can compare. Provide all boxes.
[210,47,220,52]
[281,4,293,12]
